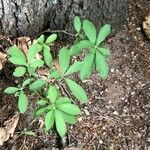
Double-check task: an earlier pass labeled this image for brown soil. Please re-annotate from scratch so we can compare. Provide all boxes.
[0,0,150,150]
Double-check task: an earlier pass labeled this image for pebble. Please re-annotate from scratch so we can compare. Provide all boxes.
[113,111,119,115]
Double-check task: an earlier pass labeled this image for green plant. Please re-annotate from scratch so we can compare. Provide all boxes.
[4,16,111,137]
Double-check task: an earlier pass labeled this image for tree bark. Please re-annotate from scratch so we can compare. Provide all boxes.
[0,0,127,38]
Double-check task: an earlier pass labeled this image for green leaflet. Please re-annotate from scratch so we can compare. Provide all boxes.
[80,52,95,80]
[65,78,88,104]
[49,69,61,79]
[36,99,48,106]
[27,66,36,75]
[27,43,43,63]
[45,110,55,131]
[13,66,26,77]
[30,59,44,68]
[47,86,58,103]
[65,61,83,76]
[58,103,81,115]
[61,111,77,124]
[55,97,71,106]
[96,24,111,46]
[59,47,70,74]
[45,34,57,44]
[30,80,46,91]
[35,107,47,116]
[98,47,110,56]
[55,110,66,137]
[96,51,109,79]
[74,16,81,33]
[8,46,27,65]
[69,40,93,56]
[4,87,19,94]
[43,45,52,67]
[18,91,28,113]
[37,34,45,44]
[83,20,96,44]
[22,78,33,87]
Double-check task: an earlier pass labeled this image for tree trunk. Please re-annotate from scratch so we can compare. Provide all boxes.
[0,0,127,38]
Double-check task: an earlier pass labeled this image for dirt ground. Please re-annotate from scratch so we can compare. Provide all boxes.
[0,0,150,150]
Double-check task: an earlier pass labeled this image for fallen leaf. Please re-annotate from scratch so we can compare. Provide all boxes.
[0,114,19,146]
[143,14,150,40]
[0,52,7,70]
[13,36,31,55]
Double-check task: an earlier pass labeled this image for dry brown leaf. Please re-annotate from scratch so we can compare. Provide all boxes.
[143,14,150,40]
[0,52,7,70]
[0,114,19,146]
[13,36,31,55]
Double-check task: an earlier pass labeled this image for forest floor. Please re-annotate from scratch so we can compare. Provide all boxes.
[0,0,150,150]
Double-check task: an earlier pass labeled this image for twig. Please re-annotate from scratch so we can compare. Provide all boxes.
[36,29,76,38]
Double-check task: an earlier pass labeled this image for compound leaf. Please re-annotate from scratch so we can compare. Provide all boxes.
[96,24,111,46]
[18,91,28,113]
[65,78,87,104]
[83,20,96,44]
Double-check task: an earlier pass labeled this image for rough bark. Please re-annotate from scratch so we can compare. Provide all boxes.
[0,0,127,38]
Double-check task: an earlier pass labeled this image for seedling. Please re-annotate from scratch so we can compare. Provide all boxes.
[4,16,111,137]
